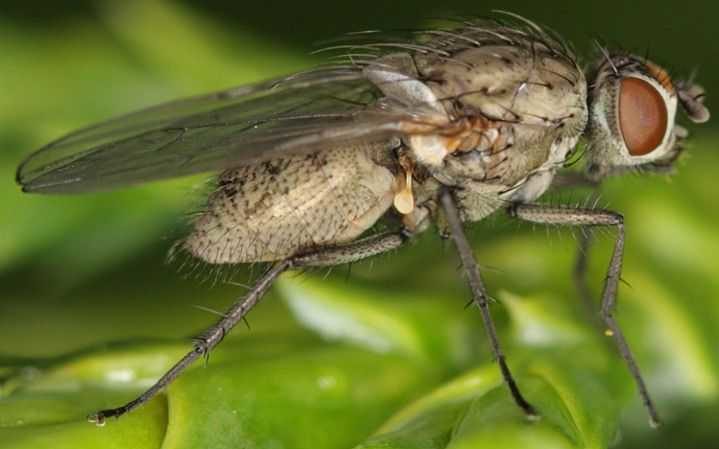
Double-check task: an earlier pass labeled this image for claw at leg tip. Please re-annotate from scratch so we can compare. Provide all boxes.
[525,409,541,422]
[649,416,662,429]
[87,413,106,427]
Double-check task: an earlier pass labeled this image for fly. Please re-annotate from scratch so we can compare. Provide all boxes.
[15,13,710,427]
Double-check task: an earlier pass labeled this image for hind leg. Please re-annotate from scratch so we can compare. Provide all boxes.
[88,230,410,425]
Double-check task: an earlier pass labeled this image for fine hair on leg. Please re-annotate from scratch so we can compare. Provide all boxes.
[509,202,661,427]
[440,189,538,419]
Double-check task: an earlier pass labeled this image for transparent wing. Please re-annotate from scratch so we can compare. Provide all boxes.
[16,69,411,194]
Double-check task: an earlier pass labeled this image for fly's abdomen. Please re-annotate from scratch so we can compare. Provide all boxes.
[184,145,395,264]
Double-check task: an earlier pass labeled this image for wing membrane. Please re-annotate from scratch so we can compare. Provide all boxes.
[17,69,410,193]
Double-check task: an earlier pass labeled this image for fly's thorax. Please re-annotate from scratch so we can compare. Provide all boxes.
[385,42,590,224]
[417,44,588,130]
[399,41,586,177]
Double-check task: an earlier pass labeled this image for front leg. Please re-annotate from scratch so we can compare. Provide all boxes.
[508,203,661,427]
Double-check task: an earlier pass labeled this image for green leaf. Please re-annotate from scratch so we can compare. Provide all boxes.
[1,336,439,449]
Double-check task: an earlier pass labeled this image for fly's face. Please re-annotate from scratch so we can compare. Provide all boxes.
[585,53,710,180]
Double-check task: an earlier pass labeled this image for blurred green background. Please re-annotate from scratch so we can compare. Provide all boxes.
[1,1,717,448]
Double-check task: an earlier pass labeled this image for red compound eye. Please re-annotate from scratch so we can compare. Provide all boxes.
[618,77,668,156]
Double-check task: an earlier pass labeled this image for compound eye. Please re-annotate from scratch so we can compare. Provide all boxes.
[618,77,668,156]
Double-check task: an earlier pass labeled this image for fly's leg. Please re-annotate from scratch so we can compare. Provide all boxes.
[508,203,661,427]
[88,231,409,425]
[294,231,409,267]
[87,260,291,425]
[439,189,539,419]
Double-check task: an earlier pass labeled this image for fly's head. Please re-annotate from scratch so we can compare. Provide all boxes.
[585,52,710,181]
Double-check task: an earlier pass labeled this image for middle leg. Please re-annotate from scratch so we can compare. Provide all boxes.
[440,189,538,418]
